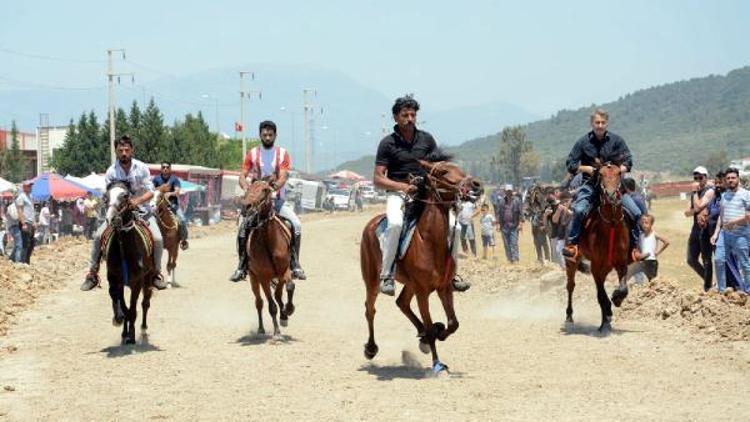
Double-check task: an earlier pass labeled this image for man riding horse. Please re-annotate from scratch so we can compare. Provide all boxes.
[374,95,471,296]
[229,120,307,282]
[152,162,189,251]
[562,108,642,260]
[80,135,167,291]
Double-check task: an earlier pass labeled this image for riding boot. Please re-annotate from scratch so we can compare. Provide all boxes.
[229,227,249,282]
[290,233,307,280]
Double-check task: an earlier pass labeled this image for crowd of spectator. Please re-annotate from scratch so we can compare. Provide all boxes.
[1,184,102,265]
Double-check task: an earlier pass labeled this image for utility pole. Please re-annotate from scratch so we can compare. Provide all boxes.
[239,71,261,159]
[107,48,134,164]
[302,88,317,174]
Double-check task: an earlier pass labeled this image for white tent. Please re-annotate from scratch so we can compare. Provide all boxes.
[0,176,16,194]
[65,173,106,193]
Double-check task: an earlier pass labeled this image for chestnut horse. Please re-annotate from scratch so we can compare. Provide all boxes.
[360,159,482,373]
[564,163,630,333]
[103,181,157,344]
[242,180,296,337]
[153,185,180,287]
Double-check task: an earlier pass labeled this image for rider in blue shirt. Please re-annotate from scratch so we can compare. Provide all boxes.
[152,162,189,250]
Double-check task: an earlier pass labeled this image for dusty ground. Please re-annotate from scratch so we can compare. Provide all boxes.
[1,204,749,421]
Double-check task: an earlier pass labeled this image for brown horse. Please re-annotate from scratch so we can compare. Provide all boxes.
[103,181,157,344]
[564,164,631,333]
[360,159,482,373]
[242,180,296,337]
[153,185,180,287]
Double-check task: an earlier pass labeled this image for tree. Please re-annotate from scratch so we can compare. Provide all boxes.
[520,150,540,179]
[496,126,533,188]
[2,121,27,182]
[138,98,164,164]
[705,149,729,175]
[52,112,109,176]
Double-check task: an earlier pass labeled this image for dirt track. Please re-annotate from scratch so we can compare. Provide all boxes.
[1,210,749,421]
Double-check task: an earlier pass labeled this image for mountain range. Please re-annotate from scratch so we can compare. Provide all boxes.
[0,64,537,171]
[336,66,750,179]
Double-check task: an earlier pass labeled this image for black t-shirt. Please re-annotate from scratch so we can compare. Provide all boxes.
[374,126,437,183]
[152,174,181,210]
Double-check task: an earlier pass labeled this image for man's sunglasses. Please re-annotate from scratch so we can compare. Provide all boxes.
[693,174,705,180]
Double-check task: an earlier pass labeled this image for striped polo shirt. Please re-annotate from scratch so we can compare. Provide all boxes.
[721,187,750,233]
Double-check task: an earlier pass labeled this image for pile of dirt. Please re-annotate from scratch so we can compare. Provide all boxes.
[0,237,89,337]
[620,277,750,341]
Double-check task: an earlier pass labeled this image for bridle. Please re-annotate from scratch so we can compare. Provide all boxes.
[243,181,275,228]
[155,194,178,230]
[413,161,475,206]
[596,165,625,226]
[107,183,137,232]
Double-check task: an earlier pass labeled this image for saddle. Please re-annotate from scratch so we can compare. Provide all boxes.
[246,214,292,245]
[100,219,155,260]
[374,200,432,260]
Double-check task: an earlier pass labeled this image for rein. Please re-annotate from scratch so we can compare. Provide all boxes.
[156,197,178,230]
[597,183,625,267]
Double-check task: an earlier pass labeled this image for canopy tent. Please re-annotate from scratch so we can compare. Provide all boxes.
[66,173,106,193]
[329,170,365,181]
[179,179,206,194]
[0,176,15,194]
[31,172,100,202]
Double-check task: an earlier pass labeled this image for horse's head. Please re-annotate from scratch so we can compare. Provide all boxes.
[597,162,623,207]
[104,180,134,227]
[418,160,483,203]
[242,179,274,217]
[152,184,172,211]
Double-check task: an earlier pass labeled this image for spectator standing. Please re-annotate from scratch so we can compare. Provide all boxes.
[459,200,478,258]
[496,184,524,263]
[711,168,750,293]
[5,190,23,262]
[684,166,715,291]
[623,177,648,215]
[61,202,73,236]
[82,193,98,240]
[626,214,670,283]
[38,202,51,245]
[552,191,573,269]
[479,203,496,260]
[354,188,364,212]
[528,191,551,265]
[17,181,36,264]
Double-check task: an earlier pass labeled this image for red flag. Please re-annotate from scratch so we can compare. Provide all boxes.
[235,122,243,132]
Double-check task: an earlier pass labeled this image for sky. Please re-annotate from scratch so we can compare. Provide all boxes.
[1,0,749,118]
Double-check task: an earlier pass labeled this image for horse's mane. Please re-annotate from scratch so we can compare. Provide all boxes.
[424,147,454,163]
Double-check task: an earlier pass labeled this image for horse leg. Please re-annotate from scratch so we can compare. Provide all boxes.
[564,259,577,324]
[611,265,629,307]
[436,287,458,341]
[126,284,141,344]
[250,276,265,335]
[275,281,288,328]
[108,275,126,327]
[396,284,425,337]
[141,283,152,331]
[363,276,379,360]
[594,276,612,333]
[284,281,295,316]
[261,280,280,336]
[415,291,447,373]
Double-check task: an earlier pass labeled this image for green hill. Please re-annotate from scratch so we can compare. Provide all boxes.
[335,66,750,180]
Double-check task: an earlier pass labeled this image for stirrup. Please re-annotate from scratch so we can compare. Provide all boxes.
[292,267,307,280]
[80,271,101,291]
[229,268,246,282]
[180,240,189,251]
[152,273,168,290]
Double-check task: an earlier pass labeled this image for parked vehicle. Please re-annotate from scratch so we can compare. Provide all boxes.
[327,188,352,210]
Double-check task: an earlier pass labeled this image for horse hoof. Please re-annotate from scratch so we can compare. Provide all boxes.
[611,288,628,307]
[284,303,295,316]
[280,318,288,327]
[418,339,431,354]
[126,337,136,345]
[364,343,379,360]
[432,361,449,374]
[112,316,124,327]
[598,323,612,335]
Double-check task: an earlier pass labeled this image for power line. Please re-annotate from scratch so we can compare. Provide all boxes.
[0,46,103,64]
[0,75,104,91]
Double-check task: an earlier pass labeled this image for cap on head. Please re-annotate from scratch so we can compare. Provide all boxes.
[692,166,708,176]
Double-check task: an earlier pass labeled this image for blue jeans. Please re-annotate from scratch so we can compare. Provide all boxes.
[567,184,641,247]
[9,224,23,263]
[501,226,519,262]
[714,229,750,293]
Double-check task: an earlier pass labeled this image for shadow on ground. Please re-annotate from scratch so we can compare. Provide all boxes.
[97,334,164,358]
[235,332,299,346]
